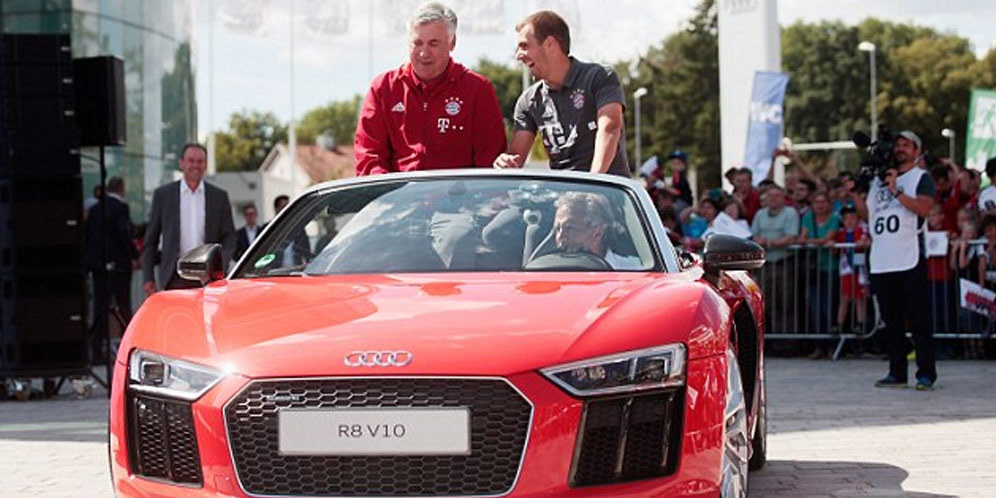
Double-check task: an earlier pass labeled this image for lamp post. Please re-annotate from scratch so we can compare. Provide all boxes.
[633,87,649,169]
[858,41,877,141]
[941,128,956,164]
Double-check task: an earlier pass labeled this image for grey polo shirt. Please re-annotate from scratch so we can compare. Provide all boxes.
[513,57,630,177]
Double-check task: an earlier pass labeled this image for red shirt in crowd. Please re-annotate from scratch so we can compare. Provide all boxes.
[354,60,506,175]
[935,179,971,233]
[739,188,761,223]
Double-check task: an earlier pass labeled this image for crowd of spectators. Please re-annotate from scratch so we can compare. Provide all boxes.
[641,148,996,360]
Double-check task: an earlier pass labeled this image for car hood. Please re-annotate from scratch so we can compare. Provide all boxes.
[123,272,728,378]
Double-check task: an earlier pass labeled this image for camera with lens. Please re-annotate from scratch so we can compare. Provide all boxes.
[852,125,897,190]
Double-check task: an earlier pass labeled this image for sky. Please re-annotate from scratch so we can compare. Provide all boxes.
[192,0,996,140]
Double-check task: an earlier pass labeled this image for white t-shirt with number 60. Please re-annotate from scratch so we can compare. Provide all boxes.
[867,168,930,274]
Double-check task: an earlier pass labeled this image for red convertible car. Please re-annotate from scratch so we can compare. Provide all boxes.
[110,170,766,497]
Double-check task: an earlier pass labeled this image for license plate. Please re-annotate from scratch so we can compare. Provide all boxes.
[278,408,471,456]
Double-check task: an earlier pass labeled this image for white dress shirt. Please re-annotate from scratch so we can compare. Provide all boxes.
[245,225,259,245]
[179,180,206,257]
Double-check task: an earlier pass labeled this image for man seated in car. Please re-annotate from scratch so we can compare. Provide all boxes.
[552,192,642,269]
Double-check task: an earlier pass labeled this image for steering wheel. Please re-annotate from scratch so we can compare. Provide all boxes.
[525,251,611,271]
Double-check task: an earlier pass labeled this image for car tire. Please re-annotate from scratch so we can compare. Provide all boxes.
[720,347,749,498]
[748,377,767,471]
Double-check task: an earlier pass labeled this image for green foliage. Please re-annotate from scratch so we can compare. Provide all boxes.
[212,0,996,187]
[214,110,288,172]
[624,0,720,190]
[295,96,362,146]
[783,18,991,173]
[474,58,524,133]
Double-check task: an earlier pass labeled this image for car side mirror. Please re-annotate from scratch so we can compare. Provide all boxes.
[703,235,765,276]
[177,243,225,286]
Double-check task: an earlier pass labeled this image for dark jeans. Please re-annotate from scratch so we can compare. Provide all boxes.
[870,260,936,383]
[928,279,956,334]
[808,269,838,333]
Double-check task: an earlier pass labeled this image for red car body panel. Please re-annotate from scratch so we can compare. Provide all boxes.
[111,265,757,497]
[111,346,731,497]
[115,272,731,377]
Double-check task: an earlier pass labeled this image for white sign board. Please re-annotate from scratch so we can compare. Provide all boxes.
[959,278,996,319]
[925,231,949,257]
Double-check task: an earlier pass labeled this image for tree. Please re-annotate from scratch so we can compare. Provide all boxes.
[782,18,990,172]
[625,0,721,191]
[214,110,288,172]
[474,58,523,132]
[295,96,362,147]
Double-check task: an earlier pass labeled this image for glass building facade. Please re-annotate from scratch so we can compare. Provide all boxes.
[1,0,196,219]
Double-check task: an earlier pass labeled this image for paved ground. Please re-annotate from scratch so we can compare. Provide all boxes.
[0,359,994,497]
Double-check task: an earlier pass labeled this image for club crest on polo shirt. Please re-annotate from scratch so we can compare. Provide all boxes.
[391,102,405,113]
[571,89,585,109]
[444,97,463,116]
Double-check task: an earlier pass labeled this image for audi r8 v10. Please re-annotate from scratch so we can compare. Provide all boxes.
[110,169,767,498]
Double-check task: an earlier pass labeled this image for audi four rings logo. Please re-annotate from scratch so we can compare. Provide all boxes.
[344,351,414,367]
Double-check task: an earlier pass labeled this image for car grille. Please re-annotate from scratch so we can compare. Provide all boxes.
[127,392,203,485]
[225,378,532,496]
[571,389,683,487]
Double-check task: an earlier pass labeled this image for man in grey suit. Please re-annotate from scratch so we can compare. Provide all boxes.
[142,143,236,295]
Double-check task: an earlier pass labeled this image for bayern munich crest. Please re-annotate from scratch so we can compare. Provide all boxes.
[571,89,585,109]
[444,97,464,116]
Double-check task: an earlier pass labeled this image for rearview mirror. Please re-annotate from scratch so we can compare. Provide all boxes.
[703,235,765,275]
[177,244,225,286]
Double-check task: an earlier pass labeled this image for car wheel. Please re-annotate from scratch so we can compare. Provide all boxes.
[720,347,749,498]
[748,377,767,471]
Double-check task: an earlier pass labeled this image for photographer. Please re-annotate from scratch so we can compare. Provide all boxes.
[856,130,938,390]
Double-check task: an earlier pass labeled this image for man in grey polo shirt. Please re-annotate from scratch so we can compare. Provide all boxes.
[493,10,629,177]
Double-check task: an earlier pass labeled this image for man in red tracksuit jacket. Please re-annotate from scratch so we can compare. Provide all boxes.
[354,2,506,175]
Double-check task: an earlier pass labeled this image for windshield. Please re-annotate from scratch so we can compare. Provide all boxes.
[235,178,659,276]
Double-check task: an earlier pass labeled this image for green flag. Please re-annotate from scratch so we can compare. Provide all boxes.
[966,88,996,171]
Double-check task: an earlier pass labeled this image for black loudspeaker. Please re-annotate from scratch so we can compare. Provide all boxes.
[1,34,88,375]
[73,56,125,147]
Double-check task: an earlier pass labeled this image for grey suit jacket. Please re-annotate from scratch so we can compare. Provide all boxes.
[142,180,236,289]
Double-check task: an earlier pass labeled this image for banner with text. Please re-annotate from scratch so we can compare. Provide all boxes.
[744,71,789,184]
[966,88,996,172]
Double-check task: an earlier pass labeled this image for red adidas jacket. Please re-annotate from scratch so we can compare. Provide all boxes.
[354,60,506,175]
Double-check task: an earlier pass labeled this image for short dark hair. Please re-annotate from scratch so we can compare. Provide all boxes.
[242,203,258,214]
[986,157,996,180]
[274,195,290,210]
[180,142,208,159]
[982,214,996,232]
[798,179,817,193]
[700,198,722,212]
[658,206,677,222]
[930,165,951,181]
[840,205,857,216]
[517,10,570,55]
[106,176,124,194]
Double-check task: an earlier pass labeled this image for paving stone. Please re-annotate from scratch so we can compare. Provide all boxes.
[1,359,994,497]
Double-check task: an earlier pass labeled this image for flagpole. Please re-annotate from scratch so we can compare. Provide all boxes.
[289,0,298,195]
[207,0,216,175]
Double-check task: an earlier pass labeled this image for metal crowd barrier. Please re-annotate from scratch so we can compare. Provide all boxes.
[752,241,993,359]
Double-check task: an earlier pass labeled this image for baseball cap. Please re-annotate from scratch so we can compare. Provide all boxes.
[666,150,688,161]
[898,130,922,151]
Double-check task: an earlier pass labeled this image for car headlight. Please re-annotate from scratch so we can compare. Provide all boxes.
[541,343,686,397]
[128,349,224,401]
